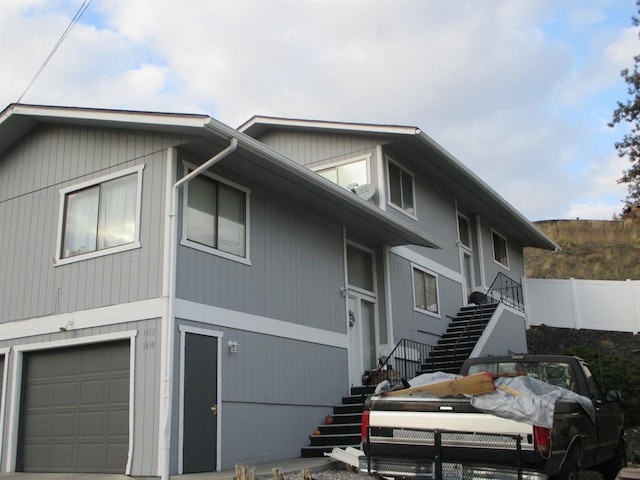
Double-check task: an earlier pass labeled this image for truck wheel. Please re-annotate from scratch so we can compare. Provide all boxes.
[552,449,580,480]
[600,439,627,480]
[553,462,578,480]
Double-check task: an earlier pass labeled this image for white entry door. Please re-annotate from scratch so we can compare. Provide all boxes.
[347,294,377,387]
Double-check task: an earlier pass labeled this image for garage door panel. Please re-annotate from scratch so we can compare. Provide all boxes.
[79,411,105,435]
[108,410,129,435]
[81,379,106,404]
[19,341,130,473]
[54,381,78,404]
[24,384,51,408]
[52,412,76,436]
[108,377,129,402]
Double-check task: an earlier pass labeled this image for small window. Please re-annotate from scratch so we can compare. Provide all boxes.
[317,157,369,190]
[347,244,374,292]
[387,158,415,215]
[412,266,439,315]
[57,166,143,263]
[184,171,249,260]
[492,230,509,268]
[458,214,471,248]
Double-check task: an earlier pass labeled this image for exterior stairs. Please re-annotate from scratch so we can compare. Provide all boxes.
[418,303,498,374]
[300,385,374,458]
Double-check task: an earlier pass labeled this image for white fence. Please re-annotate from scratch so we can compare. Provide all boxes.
[524,278,640,334]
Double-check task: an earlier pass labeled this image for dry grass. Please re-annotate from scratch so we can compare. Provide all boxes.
[524,219,640,280]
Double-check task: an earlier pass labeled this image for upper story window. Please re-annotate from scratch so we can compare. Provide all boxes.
[492,230,509,268]
[387,156,415,216]
[316,157,369,190]
[56,165,144,264]
[412,265,439,316]
[183,168,250,263]
[457,214,471,249]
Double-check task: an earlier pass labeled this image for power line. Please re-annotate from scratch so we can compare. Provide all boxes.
[16,0,94,104]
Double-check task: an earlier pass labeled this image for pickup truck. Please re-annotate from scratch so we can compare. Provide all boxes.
[360,355,626,480]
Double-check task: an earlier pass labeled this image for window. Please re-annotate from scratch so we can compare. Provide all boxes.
[413,266,439,315]
[184,171,249,260]
[57,165,143,263]
[492,230,509,268]
[347,244,374,292]
[317,157,369,190]
[458,214,471,248]
[387,157,415,215]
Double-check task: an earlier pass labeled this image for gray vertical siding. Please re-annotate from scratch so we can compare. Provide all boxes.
[387,251,463,346]
[175,173,347,334]
[258,130,387,170]
[479,221,526,287]
[0,125,181,322]
[176,320,348,469]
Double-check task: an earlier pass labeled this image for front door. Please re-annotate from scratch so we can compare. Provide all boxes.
[182,331,218,473]
[348,294,377,387]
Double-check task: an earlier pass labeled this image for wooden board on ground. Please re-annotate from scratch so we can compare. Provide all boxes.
[382,372,495,397]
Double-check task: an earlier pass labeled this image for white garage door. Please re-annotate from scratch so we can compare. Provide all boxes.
[18,341,130,473]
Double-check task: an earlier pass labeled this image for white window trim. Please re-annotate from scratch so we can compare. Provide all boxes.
[54,164,145,266]
[313,154,372,187]
[180,162,252,266]
[491,229,510,270]
[346,239,378,297]
[411,263,441,318]
[385,155,417,220]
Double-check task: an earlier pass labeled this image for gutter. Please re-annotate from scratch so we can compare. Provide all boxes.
[159,137,238,480]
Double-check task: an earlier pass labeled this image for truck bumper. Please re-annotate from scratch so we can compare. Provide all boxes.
[359,456,548,480]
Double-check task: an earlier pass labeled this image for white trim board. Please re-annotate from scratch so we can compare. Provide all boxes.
[174,299,348,349]
[0,298,165,341]
[389,246,463,285]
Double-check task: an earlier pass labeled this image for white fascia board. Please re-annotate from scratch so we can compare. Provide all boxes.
[6,104,210,129]
[238,115,420,136]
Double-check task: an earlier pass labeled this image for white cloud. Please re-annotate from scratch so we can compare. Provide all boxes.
[1,0,637,220]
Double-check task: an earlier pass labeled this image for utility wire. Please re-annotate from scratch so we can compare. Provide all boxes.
[16,0,94,104]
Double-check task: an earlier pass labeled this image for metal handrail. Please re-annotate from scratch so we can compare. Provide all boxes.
[485,272,525,312]
[374,338,434,384]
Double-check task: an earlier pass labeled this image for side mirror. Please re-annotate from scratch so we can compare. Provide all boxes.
[606,390,622,403]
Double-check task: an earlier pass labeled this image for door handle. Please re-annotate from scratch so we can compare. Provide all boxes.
[211,404,218,416]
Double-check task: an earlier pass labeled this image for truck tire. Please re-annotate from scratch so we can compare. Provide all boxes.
[600,439,627,480]
[552,447,580,480]
[553,461,578,480]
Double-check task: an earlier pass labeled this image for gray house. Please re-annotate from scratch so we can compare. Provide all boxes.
[0,104,556,478]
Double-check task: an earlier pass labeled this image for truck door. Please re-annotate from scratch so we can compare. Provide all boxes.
[579,361,618,463]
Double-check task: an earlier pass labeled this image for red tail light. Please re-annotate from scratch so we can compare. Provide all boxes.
[533,426,551,455]
[361,410,370,440]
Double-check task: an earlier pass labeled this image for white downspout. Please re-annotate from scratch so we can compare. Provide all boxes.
[160,137,238,480]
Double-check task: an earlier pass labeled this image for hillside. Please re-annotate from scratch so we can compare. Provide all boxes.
[524,219,640,280]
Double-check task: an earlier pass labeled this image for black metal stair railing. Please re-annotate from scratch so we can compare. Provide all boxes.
[373,339,434,384]
[485,272,525,312]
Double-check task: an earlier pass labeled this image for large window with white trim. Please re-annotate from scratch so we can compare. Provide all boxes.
[184,170,249,260]
[387,157,415,215]
[57,165,143,263]
[317,157,369,190]
[412,265,439,315]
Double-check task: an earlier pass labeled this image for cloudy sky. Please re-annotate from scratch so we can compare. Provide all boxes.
[1,0,638,221]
